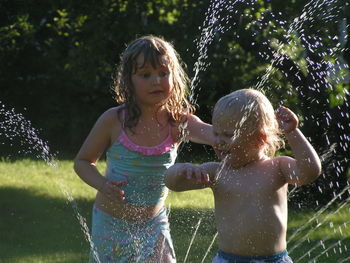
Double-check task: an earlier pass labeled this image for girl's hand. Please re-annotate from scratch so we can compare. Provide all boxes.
[176,163,213,185]
[99,179,128,201]
[276,106,299,134]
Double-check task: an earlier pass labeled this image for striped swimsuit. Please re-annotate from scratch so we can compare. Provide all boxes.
[89,121,178,263]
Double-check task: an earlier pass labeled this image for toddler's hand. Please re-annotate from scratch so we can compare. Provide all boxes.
[99,178,128,201]
[177,163,213,185]
[276,106,299,134]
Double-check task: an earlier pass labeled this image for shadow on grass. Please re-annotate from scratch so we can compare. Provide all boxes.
[0,186,93,262]
[2,187,348,263]
[0,187,219,262]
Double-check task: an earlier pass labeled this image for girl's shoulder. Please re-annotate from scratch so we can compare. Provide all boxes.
[99,105,124,123]
[96,106,124,137]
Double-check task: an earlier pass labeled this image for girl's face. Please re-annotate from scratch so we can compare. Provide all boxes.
[131,54,172,108]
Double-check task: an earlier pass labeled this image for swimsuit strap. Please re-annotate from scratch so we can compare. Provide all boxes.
[120,107,126,129]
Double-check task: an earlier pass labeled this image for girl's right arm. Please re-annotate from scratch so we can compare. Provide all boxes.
[73,108,126,200]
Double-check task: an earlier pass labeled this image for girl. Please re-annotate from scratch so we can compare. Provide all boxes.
[165,89,321,263]
[74,35,214,263]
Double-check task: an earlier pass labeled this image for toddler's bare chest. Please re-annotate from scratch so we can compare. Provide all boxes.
[214,170,276,199]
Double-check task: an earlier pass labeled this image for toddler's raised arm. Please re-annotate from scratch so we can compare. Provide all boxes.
[276,106,322,185]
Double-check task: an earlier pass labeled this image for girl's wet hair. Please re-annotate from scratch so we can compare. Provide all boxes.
[113,35,194,130]
[213,89,284,157]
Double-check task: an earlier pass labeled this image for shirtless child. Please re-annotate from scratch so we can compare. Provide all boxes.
[165,89,321,263]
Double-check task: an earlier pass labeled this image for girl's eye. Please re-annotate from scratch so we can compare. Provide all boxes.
[142,73,150,78]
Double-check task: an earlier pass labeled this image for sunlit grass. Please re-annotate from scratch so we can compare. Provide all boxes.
[0,159,349,263]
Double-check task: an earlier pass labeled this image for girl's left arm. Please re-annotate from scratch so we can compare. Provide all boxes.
[186,114,215,146]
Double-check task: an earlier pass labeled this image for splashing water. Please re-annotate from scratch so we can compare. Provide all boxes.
[183,217,203,263]
[200,232,218,263]
[287,186,350,250]
[1,0,349,261]
[0,101,100,262]
[190,0,256,104]
[59,181,101,263]
[182,0,350,261]
[0,101,53,163]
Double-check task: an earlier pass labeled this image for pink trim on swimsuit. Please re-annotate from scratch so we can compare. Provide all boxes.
[118,127,174,156]
[118,108,174,156]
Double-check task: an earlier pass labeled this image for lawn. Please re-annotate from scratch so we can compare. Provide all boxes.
[0,159,349,263]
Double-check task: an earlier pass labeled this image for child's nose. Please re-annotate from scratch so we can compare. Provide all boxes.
[152,75,161,84]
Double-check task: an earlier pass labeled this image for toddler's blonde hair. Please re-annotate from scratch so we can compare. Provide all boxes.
[113,35,194,129]
[213,89,284,157]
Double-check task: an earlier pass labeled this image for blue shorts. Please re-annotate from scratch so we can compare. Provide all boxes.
[89,206,175,263]
[212,250,293,263]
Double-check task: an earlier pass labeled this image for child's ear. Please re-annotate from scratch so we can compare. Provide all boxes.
[260,133,267,143]
[256,133,267,147]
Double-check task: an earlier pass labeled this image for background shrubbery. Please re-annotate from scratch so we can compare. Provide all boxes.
[1,0,349,205]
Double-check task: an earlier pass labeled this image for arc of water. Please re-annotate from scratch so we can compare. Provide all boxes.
[183,217,202,263]
[339,255,350,263]
[294,215,350,262]
[167,203,171,216]
[307,239,346,263]
[287,185,350,245]
[289,196,350,253]
[190,0,257,104]
[58,182,101,263]
[0,101,100,261]
[295,224,350,263]
[255,0,342,92]
[200,232,218,263]
[294,240,328,263]
[0,102,53,163]
[287,185,298,200]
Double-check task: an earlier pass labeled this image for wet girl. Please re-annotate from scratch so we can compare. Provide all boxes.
[74,35,214,262]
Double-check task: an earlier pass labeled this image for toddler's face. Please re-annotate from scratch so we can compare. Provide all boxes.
[213,117,240,155]
[212,115,259,162]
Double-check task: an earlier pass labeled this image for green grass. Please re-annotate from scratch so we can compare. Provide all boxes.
[0,159,349,263]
